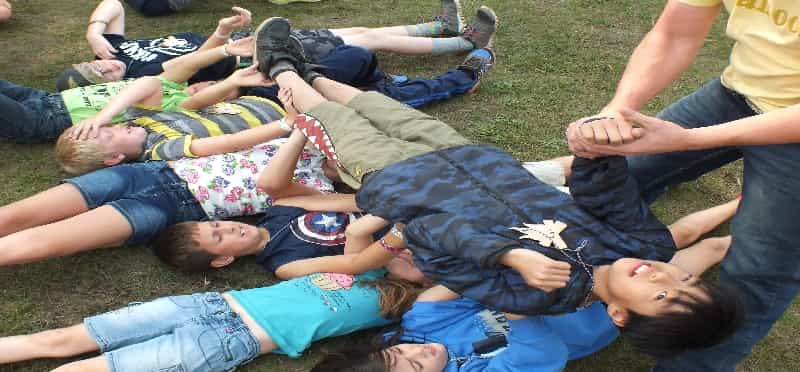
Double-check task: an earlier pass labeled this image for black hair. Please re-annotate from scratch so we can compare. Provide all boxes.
[152,222,216,272]
[621,278,745,358]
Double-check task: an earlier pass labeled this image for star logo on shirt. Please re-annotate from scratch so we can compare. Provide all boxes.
[314,214,342,230]
[509,220,568,250]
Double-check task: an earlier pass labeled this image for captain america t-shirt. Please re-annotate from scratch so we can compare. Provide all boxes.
[255,206,359,273]
[102,32,237,83]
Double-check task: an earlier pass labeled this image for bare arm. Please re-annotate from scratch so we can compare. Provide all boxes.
[188,121,287,157]
[179,63,269,110]
[669,236,731,276]
[194,7,251,52]
[272,194,360,212]
[602,1,721,115]
[575,105,800,157]
[160,37,252,85]
[86,0,125,59]
[274,243,395,279]
[71,76,163,139]
[343,215,391,254]
[257,129,321,199]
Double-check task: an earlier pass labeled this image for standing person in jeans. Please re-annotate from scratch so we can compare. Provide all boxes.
[565,0,800,370]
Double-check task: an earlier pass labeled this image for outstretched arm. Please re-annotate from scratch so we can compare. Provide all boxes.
[185,121,288,158]
[274,216,398,279]
[272,194,360,213]
[566,1,721,157]
[669,236,731,276]
[86,0,125,59]
[274,240,395,279]
[574,105,800,159]
[179,63,269,110]
[161,36,253,85]
[194,7,252,52]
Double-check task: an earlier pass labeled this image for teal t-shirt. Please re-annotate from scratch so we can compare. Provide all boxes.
[229,270,391,357]
[61,77,189,124]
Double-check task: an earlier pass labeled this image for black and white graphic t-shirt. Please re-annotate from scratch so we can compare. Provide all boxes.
[102,32,237,83]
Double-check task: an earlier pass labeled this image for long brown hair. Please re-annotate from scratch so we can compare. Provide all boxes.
[360,278,426,320]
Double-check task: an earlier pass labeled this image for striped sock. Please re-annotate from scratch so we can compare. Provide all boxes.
[431,37,473,55]
[404,21,445,36]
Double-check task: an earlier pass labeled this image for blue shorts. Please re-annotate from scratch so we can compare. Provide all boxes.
[85,292,261,372]
[64,161,208,245]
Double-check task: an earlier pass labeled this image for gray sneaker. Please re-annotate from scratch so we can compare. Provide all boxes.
[253,17,308,77]
[434,0,464,36]
[462,6,497,49]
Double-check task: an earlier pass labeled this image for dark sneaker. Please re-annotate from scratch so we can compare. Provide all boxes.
[300,63,327,84]
[253,17,308,77]
[434,0,463,36]
[462,6,497,49]
[458,48,495,93]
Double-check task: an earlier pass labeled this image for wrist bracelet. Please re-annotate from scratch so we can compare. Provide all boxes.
[213,31,231,40]
[88,19,109,26]
[390,225,403,239]
[220,45,231,57]
[378,238,405,255]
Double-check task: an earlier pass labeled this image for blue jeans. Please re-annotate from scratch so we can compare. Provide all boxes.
[64,161,207,245]
[85,292,260,372]
[629,79,800,371]
[245,46,477,109]
[0,80,72,143]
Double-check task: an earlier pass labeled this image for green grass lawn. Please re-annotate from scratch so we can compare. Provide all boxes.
[1,0,798,371]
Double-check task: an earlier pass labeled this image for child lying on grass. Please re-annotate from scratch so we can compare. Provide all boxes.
[246,18,745,357]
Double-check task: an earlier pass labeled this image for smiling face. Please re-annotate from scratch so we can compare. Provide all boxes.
[604,258,706,320]
[96,124,147,159]
[384,343,449,372]
[194,220,268,258]
[82,59,127,82]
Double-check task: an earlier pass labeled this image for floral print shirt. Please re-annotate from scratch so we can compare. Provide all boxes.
[173,138,334,219]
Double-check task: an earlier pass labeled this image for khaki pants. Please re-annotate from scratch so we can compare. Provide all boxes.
[305,92,469,189]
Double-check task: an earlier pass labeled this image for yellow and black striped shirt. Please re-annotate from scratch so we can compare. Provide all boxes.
[127,96,286,161]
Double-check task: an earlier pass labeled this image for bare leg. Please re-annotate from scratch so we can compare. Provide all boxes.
[274,71,327,112]
[668,199,740,249]
[340,33,471,55]
[311,77,363,106]
[0,184,89,238]
[0,324,100,364]
[0,205,132,266]
[331,25,420,37]
[53,356,109,372]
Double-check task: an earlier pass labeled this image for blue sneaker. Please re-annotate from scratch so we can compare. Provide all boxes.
[458,48,495,93]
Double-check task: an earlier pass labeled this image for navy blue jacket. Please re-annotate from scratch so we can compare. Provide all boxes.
[356,145,675,315]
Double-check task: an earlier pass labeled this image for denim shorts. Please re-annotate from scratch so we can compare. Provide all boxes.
[85,292,260,372]
[63,161,208,245]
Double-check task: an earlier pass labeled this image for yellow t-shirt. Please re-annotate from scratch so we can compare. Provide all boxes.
[682,0,800,112]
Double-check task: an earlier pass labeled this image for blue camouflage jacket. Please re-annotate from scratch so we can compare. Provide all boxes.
[355,145,675,315]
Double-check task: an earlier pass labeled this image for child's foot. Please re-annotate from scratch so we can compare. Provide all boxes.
[462,6,497,49]
[434,0,464,36]
[253,17,308,78]
[458,48,495,94]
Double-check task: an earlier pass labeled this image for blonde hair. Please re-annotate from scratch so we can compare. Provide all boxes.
[54,127,112,175]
